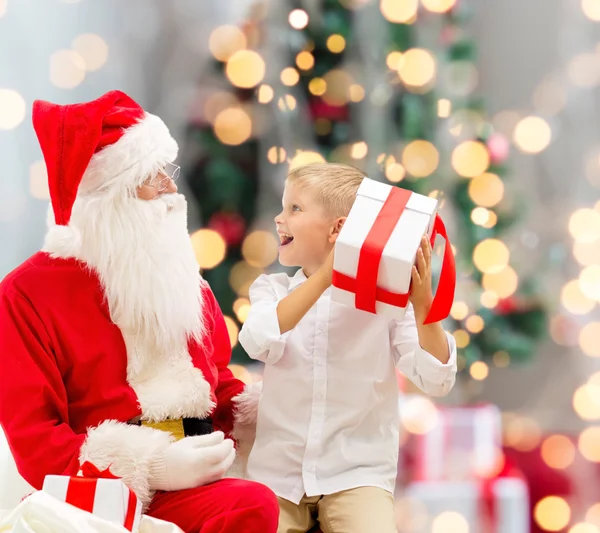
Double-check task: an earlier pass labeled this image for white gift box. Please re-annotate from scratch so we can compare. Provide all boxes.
[332,178,454,322]
[42,470,142,532]
[398,478,530,533]
[412,404,503,482]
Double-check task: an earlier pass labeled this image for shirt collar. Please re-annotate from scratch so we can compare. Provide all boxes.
[289,268,307,290]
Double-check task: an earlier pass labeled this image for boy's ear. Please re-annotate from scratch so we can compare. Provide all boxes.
[329,216,346,243]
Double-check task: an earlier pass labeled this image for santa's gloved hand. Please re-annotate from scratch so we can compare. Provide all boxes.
[148,431,236,491]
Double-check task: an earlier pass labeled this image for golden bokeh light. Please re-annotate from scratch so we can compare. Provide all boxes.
[50,50,86,89]
[290,150,326,170]
[579,265,600,301]
[451,301,469,320]
[322,69,353,106]
[0,89,26,130]
[257,84,274,104]
[214,108,252,146]
[380,0,418,23]
[308,77,327,96]
[289,8,309,29]
[349,84,365,102]
[466,315,485,333]
[482,211,498,229]
[586,503,600,526]
[569,524,599,533]
[72,34,108,72]
[386,51,403,70]
[453,329,470,348]
[267,146,287,164]
[470,361,489,381]
[385,163,406,183]
[573,239,600,266]
[561,280,596,315]
[203,92,238,124]
[402,140,439,178]
[482,266,518,299]
[569,208,600,243]
[400,396,439,434]
[209,25,247,61]
[29,161,49,200]
[398,48,437,89]
[452,141,490,178]
[573,384,600,420]
[278,94,297,111]
[351,141,368,159]
[226,50,265,89]
[421,0,457,12]
[481,290,500,308]
[541,435,575,470]
[504,415,542,451]
[493,350,510,367]
[534,496,571,532]
[468,172,504,207]
[579,426,600,462]
[438,98,452,117]
[473,239,510,274]
[233,297,251,323]
[230,261,263,297]
[513,116,552,154]
[281,68,300,87]
[431,512,469,533]
[190,229,227,269]
[242,231,280,268]
[223,316,239,348]
[568,53,600,87]
[580,322,600,357]
[327,34,346,53]
[296,51,315,70]
[471,207,491,226]
[582,0,600,21]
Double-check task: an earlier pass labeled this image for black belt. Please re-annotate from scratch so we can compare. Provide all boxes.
[128,416,213,438]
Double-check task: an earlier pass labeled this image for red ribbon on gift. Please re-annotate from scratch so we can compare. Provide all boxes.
[66,461,138,531]
[332,187,456,324]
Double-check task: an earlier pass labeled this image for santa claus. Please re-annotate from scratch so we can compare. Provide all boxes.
[0,91,276,532]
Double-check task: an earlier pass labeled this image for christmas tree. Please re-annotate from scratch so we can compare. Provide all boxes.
[184,0,547,370]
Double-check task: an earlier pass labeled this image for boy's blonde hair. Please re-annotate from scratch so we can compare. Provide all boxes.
[286,162,366,218]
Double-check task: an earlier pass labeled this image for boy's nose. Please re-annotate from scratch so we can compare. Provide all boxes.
[274,212,283,224]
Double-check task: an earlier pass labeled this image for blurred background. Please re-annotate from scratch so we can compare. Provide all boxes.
[2,0,600,531]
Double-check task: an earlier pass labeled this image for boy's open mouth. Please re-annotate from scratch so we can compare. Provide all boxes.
[279,233,294,246]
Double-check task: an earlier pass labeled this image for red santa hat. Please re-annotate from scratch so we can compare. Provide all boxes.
[33,90,178,258]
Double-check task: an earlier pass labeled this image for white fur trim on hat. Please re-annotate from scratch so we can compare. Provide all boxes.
[79,112,178,196]
[42,224,82,260]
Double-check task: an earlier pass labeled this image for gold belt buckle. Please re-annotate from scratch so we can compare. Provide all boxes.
[141,418,185,441]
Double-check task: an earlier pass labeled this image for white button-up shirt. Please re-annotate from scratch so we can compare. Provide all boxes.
[238,269,457,504]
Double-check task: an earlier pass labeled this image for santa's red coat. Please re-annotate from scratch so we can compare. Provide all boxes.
[0,251,245,507]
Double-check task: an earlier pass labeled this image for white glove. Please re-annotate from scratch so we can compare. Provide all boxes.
[148,431,236,491]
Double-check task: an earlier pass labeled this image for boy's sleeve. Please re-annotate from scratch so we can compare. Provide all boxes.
[238,274,291,365]
[390,303,457,397]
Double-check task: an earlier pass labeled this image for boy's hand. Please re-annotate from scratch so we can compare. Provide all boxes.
[409,235,433,319]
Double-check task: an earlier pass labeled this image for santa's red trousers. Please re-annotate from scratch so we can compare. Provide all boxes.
[146,478,279,533]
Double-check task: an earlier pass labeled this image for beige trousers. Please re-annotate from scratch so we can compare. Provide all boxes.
[277,486,397,533]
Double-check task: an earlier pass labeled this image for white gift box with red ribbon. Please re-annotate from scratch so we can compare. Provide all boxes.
[413,404,503,482]
[42,462,142,532]
[332,178,455,323]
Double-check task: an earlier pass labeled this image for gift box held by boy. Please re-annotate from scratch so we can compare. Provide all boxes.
[238,163,458,533]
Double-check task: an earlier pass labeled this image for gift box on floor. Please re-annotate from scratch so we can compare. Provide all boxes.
[42,462,142,532]
[411,404,503,482]
[398,474,530,533]
[332,178,455,323]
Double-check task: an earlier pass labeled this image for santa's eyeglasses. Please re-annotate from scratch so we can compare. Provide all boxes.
[148,162,180,192]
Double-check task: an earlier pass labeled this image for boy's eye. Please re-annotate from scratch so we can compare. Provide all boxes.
[292,204,301,212]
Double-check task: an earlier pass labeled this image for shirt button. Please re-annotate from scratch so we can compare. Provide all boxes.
[316,360,323,366]
[312,431,319,437]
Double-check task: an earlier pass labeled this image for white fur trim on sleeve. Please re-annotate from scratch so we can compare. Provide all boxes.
[226,381,262,479]
[78,420,173,508]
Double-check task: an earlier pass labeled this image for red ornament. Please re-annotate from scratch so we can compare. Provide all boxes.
[208,212,247,247]
[487,133,510,165]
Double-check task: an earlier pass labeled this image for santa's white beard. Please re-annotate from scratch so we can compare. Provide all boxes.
[69,192,203,357]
